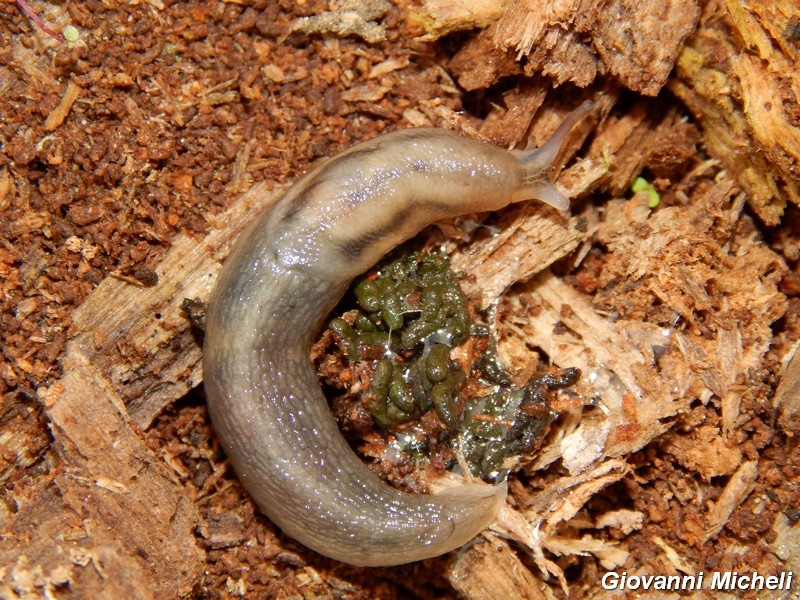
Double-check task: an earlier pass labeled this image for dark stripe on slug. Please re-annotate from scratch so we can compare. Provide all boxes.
[278,145,386,223]
[335,211,413,261]
[312,145,382,181]
[334,196,456,261]
[281,130,458,227]
[279,177,327,223]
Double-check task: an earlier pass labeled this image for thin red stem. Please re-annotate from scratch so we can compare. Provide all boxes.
[16,0,66,44]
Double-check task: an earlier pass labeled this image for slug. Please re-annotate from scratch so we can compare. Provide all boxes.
[203,100,593,567]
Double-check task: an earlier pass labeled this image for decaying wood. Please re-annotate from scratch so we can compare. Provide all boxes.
[414,0,509,40]
[446,22,524,91]
[0,350,204,598]
[440,172,788,593]
[669,0,800,225]
[449,538,550,600]
[772,511,800,579]
[422,0,700,95]
[592,179,787,438]
[775,342,800,431]
[496,0,700,94]
[0,396,48,495]
[2,1,796,595]
[587,101,699,195]
[702,460,758,543]
[490,459,632,590]
[448,199,588,311]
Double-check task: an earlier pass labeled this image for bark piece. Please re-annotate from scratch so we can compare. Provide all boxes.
[587,101,698,194]
[591,0,701,95]
[491,0,699,94]
[448,23,523,91]
[775,344,800,432]
[703,460,758,542]
[479,79,548,146]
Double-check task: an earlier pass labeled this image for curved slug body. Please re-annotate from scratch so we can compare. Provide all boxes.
[203,102,592,566]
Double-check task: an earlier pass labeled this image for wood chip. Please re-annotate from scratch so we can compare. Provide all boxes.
[415,0,509,41]
[449,538,549,600]
[44,80,80,132]
[703,460,758,542]
[290,0,392,44]
[776,343,800,432]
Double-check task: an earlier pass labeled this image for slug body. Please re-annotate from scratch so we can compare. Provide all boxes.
[203,102,592,566]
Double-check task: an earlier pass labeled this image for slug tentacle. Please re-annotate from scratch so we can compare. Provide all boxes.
[510,100,595,211]
[203,102,593,566]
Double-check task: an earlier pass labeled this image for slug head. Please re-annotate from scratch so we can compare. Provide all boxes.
[511,100,595,212]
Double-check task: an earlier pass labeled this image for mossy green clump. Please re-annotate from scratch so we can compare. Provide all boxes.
[329,252,469,429]
[461,336,580,480]
[325,251,580,480]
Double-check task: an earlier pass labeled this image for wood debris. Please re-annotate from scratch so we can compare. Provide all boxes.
[0,350,204,598]
[775,343,800,431]
[441,144,789,590]
[669,0,800,224]
[289,0,392,44]
[592,179,787,437]
[449,538,550,600]
[425,0,700,94]
[702,460,759,542]
[43,80,80,132]
[414,0,509,41]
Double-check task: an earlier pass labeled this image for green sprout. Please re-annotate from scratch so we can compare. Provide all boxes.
[632,176,660,208]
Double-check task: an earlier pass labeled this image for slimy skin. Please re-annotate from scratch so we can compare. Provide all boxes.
[203,101,592,566]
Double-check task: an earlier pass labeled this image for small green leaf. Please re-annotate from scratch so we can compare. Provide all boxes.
[631,176,649,193]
